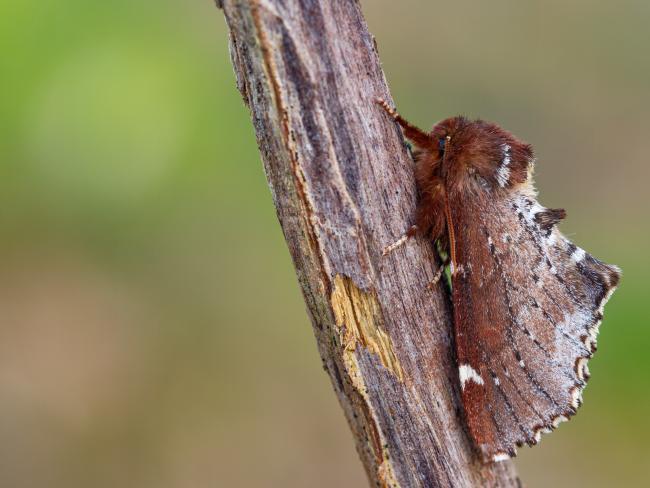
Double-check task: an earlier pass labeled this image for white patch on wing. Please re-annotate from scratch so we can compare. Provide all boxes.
[492,452,511,462]
[546,230,557,245]
[530,202,545,216]
[571,247,586,263]
[496,144,511,187]
[459,364,484,390]
[514,195,547,230]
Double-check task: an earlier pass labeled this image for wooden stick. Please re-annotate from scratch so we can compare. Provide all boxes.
[218,1,521,486]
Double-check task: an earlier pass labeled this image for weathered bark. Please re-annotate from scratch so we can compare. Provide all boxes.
[218,1,521,486]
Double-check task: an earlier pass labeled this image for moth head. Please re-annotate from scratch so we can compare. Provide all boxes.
[430,117,534,191]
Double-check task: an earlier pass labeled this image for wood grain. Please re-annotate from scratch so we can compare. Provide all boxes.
[218,1,522,486]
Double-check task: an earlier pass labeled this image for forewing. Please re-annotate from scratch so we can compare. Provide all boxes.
[451,190,620,462]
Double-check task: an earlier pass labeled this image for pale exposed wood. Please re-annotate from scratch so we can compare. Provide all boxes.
[218,1,522,486]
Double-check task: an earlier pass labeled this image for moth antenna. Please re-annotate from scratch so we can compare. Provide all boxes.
[441,136,458,274]
[444,194,458,275]
[375,98,434,149]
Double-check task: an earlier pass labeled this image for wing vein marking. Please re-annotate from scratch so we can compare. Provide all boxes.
[490,373,533,440]
[496,367,546,426]
[488,407,505,438]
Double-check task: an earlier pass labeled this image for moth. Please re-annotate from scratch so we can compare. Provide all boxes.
[377,99,621,462]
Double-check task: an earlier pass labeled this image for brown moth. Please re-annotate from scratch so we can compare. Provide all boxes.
[377,99,621,462]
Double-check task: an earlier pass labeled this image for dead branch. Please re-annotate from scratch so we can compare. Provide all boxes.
[218,1,521,486]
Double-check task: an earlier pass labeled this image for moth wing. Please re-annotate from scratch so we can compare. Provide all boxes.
[451,191,620,462]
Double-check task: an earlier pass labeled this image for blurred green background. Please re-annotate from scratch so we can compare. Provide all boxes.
[1,1,647,487]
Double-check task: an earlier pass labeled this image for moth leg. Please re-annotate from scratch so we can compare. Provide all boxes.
[375,98,435,150]
[427,265,446,290]
[382,225,418,256]
[426,254,450,289]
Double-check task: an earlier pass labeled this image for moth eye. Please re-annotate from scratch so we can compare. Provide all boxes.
[438,137,446,154]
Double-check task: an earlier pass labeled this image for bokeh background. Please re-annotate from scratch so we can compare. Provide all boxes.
[1,1,648,486]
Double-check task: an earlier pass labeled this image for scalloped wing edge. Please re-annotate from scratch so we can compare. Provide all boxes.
[489,249,621,463]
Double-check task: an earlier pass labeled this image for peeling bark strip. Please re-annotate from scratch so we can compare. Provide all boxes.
[332,274,404,381]
[218,1,521,486]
